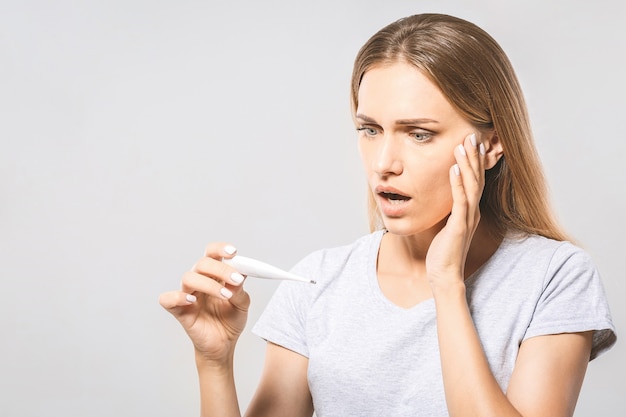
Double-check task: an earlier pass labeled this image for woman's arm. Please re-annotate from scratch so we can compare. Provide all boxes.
[434,281,592,417]
[161,242,312,417]
[507,331,592,416]
[160,242,250,417]
[196,352,242,417]
[427,133,592,416]
[195,343,313,417]
[246,342,314,417]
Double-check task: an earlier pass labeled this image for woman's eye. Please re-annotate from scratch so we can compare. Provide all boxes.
[357,126,378,137]
[410,131,433,142]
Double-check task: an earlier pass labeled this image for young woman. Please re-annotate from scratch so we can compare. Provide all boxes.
[159,13,616,417]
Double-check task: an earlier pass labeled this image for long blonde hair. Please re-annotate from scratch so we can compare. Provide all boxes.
[351,14,569,241]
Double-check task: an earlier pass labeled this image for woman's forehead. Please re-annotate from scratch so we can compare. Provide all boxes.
[356,63,458,124]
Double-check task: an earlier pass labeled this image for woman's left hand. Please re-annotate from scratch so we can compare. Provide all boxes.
[426,132,486,290]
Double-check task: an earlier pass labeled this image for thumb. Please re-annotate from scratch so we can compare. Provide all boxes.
[224,281,251,312]
[159,290,196,311]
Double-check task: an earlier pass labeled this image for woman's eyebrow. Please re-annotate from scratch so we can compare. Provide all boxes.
[355,113,377,123]
[396,118,439,125]
[355,113,439,125]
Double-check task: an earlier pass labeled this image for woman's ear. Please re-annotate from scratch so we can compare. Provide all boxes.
[482,130,504,169]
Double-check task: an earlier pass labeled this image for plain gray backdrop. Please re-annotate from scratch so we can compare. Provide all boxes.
[1,0,624,415]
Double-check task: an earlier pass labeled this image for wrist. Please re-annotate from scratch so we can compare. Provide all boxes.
[430,278,466,300]
[432,280,471,323]
[195,349,235,374]
[194,349,241,417]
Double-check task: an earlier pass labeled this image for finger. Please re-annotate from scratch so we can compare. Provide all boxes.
[457,133,483,182]
[452,149,482,231]
[159,290,197,310]
[193,256,246,286]
[467,133,484,179]
[454,142,478,195]
[203,242,238,260]
[225,283,251,312]
[454,138,483,209]
[181,270,235,300]
[447,163,468,231]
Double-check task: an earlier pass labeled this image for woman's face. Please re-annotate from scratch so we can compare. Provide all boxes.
[356,61,476,237]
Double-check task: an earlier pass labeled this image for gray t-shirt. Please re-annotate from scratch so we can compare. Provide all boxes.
[252,230,616,416]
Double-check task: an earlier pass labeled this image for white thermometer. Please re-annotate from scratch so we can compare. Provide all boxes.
[223,255,316,284]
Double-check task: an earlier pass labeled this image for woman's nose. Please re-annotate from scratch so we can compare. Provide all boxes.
[374,136,403,177]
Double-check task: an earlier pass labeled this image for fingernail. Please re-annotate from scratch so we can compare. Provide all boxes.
[453,164,460,176]
[230,272,244,284]
[479,143,486,155]
[470,133,477,147]
[458,144,466,156]
[186,294,197,303]
[220,287,233,299]
[224,245,237,255]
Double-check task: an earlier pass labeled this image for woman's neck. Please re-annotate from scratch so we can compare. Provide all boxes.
[379,219,503,280]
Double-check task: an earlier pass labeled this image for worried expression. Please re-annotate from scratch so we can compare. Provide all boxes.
[356,61,478,236]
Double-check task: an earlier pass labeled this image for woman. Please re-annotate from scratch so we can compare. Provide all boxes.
[159,13,616,416]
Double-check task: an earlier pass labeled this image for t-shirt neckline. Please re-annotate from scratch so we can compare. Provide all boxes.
[366,229,511,313]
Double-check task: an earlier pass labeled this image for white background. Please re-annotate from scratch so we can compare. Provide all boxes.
[1,0,624,415]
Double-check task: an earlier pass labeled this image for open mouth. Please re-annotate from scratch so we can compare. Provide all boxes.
[379,191,411,204]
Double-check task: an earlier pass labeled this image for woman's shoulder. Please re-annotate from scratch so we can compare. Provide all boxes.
[290,230,384,284]
[492,232,600,288]
[297,230,384,265]
[499,234,616,359]
[500,232,591,264]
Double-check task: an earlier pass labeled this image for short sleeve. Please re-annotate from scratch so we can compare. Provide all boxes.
[251,254,319,358]
[523,242,616,360]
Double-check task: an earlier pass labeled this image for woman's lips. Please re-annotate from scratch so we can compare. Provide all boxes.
[375,186,412,217]
[379,191,411,202]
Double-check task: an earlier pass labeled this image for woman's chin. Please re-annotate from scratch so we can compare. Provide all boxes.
[381,215,448,237]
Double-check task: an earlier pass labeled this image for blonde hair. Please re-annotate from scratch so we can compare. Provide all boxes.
[351,14,569,241]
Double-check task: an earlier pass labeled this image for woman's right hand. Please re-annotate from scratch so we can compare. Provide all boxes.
[159,242,250,365]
